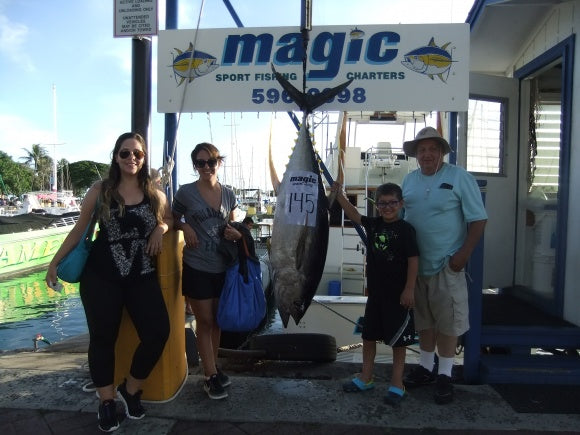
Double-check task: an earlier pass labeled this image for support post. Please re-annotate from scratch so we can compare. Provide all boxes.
[131,37,152,145]
[164,0,178,202]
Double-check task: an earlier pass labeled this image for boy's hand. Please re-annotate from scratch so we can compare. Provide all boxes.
[400,287,414,309]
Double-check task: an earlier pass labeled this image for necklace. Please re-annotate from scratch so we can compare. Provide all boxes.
[420,167,442,198]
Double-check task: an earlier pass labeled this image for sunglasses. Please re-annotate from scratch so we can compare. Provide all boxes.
[194,158,218,168]
[376,200,400,209]
[119,149,145,160]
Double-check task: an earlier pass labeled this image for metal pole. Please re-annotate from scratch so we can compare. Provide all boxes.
[164,0,178,201]
[131,36,152,146]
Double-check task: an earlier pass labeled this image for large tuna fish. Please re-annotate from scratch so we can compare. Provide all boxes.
[269,67,352,327]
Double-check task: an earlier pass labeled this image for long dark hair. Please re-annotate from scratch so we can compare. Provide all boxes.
[100,132,163,223]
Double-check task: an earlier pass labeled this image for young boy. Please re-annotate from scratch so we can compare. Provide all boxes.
[332,182,419,406]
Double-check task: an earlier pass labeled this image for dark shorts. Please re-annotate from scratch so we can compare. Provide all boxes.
[361,294,417,347]
[182,263,226,300]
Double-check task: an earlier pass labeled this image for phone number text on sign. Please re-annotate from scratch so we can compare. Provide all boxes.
[251,87,367,105]
[282,170,319,227]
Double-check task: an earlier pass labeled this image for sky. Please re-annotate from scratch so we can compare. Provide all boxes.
[0,0,473,192]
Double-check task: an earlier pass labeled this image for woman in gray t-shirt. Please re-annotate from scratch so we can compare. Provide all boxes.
[172,142,240,400]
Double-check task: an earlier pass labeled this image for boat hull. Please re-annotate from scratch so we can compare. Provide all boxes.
[0,226,72,278]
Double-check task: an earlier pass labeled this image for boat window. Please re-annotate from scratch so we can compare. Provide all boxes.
[466,97,505,175]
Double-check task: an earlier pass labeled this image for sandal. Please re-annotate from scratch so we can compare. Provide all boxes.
[384,385,406,406]
[342,377,375,392]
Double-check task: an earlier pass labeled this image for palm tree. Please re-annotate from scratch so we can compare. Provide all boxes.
[20,144,52,190]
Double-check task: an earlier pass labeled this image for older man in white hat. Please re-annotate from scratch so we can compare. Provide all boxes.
[401,127,487,404]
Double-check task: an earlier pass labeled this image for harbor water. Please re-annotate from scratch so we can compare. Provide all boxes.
[0,270,87,351]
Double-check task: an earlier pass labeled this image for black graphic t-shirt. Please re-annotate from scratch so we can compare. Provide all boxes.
[90,197,158,279]
[361,216,419,300]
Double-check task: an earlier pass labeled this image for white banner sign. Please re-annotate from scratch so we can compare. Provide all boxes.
[114,0,158,38]
[157,24,469,113]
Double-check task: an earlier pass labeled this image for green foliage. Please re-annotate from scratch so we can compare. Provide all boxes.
[0,151,33,195]
[68,161,110,194]
[0,151,108,197]
[19,144,53,190]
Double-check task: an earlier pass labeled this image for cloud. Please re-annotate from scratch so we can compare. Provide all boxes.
[0,114,53,160]
[0,14,34,72]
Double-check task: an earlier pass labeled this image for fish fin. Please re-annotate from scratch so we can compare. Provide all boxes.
[279,309,290,328]
[268,117,281,194]
[328,112,347,208]
[438,74,446,83]
[428,37,436,47]
[428,74,435,80]
[336,111,347,186]
[441,42,451,51]
[174,47,183,55]
[270,64,353,114]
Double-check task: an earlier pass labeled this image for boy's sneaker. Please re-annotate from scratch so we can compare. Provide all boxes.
[434,374,454,404]
[117,380,145,419]
[216,367,231,387]
[403,365,436,388]
[204,374,228,399]
[97,399,119,432]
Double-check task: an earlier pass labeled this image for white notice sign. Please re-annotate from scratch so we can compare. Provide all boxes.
[114,0,158,38]
[282,170,319,227]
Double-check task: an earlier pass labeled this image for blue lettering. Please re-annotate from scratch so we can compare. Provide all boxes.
[274,33,303,65]
[308,32,345,80]
[346,38,363,63]
[219,30,402,79]
[222,34,273,65]
[366,31,399,64]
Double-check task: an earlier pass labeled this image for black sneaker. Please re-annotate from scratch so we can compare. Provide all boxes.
[97,399,119,432]
[403,365,436,388]
[216,367,231,388]
[204,374,228,399]
[434,374,454,404]
[117,380,145,419]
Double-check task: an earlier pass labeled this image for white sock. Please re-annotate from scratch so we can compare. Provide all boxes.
[419,350,435,371]
[438,356,454,377]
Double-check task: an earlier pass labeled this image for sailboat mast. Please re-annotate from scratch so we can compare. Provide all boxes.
[52,84,58,195]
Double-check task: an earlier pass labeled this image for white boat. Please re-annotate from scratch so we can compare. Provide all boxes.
[16,191,80,215]
[0,191,80,278]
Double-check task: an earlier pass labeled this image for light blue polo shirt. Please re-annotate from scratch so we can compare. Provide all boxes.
[402,163,487,276]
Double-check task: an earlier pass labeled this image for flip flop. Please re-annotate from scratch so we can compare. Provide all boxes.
[342,377,375,392]
[384,385,406,406]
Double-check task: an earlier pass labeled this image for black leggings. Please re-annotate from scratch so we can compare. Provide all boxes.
[80,266,170,387]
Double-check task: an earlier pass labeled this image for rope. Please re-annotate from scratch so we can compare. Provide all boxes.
[312,298,363,328]
[159,0,207,191]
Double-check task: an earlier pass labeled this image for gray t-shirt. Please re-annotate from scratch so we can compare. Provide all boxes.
[173,182,237,273]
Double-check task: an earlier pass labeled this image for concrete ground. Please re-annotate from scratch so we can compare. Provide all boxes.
[0,334,579,434]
